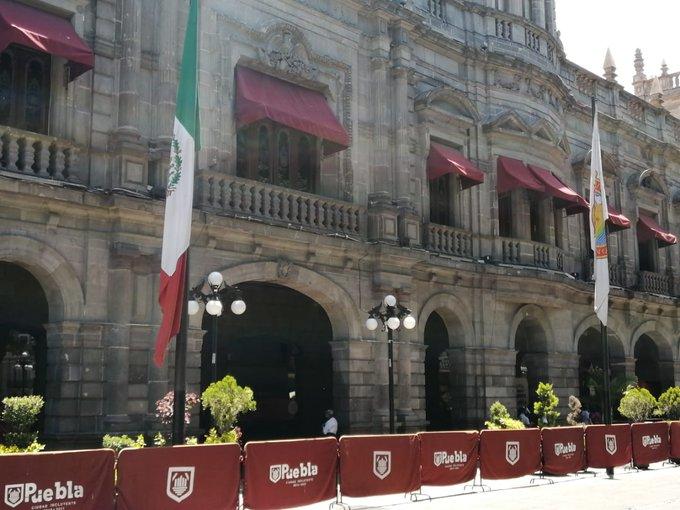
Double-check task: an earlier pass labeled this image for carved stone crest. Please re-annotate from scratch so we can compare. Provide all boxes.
[259,25,318,80]
[277,258,293,279]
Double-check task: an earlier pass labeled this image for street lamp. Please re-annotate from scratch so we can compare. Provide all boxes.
[187,271,246,383]
[365,294,416,434]
[13,351,34,396]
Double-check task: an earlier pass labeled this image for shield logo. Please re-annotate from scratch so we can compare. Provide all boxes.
[433,451,446,467]
[166,466,195,503]
[505,441,520,466]
[605,434,617,455]
[269,465,282,484]
[4,485,24,509]
[373,451,392,480]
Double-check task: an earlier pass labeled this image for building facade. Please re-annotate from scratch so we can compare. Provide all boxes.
[0,0,679,443]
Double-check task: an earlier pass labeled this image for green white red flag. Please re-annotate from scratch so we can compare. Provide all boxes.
[154,0,200,366]
[589,107,609,326]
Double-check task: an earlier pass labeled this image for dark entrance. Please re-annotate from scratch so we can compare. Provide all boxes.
[514,317,548,411]
[635,334,674,397]
[0,263,48,405]
[200,282,333,441]
[424,312,453,430]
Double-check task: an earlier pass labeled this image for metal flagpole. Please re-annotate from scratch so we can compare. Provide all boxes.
[171,252,190,445]
[592,96,613,477]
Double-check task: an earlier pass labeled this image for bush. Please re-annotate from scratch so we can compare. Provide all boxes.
[657,387,680,420]
[204,427,241,444]
[533,382,560,427]
[201,375,256,435]
[1,396,45,449]
[618,386,657,422]
[485,401,525,430]
[102,434,146,453]
[0,441,45,454]
[566,395,583,426]
[155,391,200,426]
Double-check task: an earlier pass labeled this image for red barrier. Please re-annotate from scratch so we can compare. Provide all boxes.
[243,437,337,510]
[631,422,670,466]
[479,429,541,480]
[339,434,420,497]
[116,444,240,510]
[540,426,586,475]
[671,422,680,459]
[0,448,114,510]
[418,431,479,486]
[585,424,632,469]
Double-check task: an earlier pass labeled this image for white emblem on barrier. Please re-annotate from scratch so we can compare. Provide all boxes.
[166,467,195,503]
[505,441,520,466]
[373,451,392,480]
[605,434,617,455]
[269,465,282,484]
[4,484,24,509]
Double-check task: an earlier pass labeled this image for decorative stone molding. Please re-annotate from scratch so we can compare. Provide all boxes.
[258,24,318,80]
[414,85,480,124]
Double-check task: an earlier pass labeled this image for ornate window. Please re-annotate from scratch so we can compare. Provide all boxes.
[0,45,51,134]
[236,121,320,193]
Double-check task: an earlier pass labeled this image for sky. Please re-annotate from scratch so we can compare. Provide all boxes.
[555,1,680,92]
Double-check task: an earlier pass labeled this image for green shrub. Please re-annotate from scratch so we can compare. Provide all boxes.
[1,396,45,449]
[533,382,560,427]
[102,434,146,453]
[618,386,657,422]
[657,387,680,420]
[485,401,526,430]
[201,375,256,435]
[0,441,45,454]
[204,428,240,444]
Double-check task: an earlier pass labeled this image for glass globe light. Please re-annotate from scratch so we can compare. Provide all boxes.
[403,315,416,330]
[187,299,200,316]
[230,299,246,315]
[384,294,397,307]
[386,316,400,330]
[205,299,223,316]
[365,317,379,331]
[207,271,223,287]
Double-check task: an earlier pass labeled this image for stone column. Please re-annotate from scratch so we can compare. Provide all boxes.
[547,352,580,417]
[531,0,546,28]
[512,190,531,239]
[392,64,410,206]
[508,0,523,16]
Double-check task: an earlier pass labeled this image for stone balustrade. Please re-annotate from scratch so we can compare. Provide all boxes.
[426,223,473,258]
[637,270,673,296]
[197,172,367,238]
[0,125,78,181]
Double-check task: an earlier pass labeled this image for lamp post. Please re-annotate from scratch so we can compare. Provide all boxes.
[13,351,33,396]
[187,271,246,384]
[365,294,416,434]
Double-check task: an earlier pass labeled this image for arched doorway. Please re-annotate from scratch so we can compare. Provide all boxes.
[0,263,48,404]
[200,282,333,441]
[577,328,626,417]
[635,334,674,397]
[424,312,453,430]
[514,317,548,412]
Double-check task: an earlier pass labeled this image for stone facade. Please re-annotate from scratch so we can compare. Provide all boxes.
[0,0,679,441]
[632,49,680,120]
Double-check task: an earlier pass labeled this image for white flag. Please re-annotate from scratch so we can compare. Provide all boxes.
[589,109,609,326]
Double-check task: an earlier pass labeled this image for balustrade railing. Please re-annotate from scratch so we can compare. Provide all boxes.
[500,238,520,264]
[197,173,366,238]
[426,224,473,258]
[637,271,672,295]
[0,125,77,181]
[533,243,550,268]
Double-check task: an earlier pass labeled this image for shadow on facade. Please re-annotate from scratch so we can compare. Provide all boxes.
[200,282,333,441]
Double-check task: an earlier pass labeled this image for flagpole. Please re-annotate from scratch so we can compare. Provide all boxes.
[592,96,614,477]
[171,252,189,445]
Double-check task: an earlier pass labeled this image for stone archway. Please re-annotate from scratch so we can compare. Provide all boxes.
[631,321,675,397]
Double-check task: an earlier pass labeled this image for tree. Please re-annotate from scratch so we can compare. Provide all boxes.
[202,375,256,443]
[484,401,525,430]
[533,382,560,427]
[657,387,680,420]
[618,386,657,422]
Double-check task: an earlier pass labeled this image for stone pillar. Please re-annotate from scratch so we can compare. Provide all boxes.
[547,353,580,417]
[392,64,410,206]
[508,0,523,16]
[544,0,557,33]
[512,190,531,239]
[475,347,518,423]
[531,0,545,28]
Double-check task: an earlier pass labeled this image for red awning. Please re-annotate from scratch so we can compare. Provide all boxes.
[527,165,588,213]
[607,206,631,233]
[0,0,94,80]
[497,156,544,194]
[637,214,677,247]
[235,66,349,155]
[427,142,485,189]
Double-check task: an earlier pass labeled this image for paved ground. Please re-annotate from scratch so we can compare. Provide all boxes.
[297,463,680,510]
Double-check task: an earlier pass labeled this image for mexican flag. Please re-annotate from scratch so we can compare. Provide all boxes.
[154,0,200,366]
[589,107,609,326]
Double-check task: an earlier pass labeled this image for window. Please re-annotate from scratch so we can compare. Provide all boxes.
[236,121,320,193]
[429,174,452,226]
[638,240,656,272]
[498,192,513,237]
[0,45,51,134]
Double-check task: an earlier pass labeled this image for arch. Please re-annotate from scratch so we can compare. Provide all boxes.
[529,119,559,145]
[637,168,669,196]
[0,234,84,321]
[483,110,531,136]
[415,86,481,123]
[508,304,555,352]
[573,313,627,356]
[417,292,475,348]
[630,320,675,362]
[205,260,361,341]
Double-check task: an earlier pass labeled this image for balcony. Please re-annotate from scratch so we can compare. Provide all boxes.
[197,172,367,239]
[637,271,673,296]
[494,237,568,272]
[0,125,78,182]
[425,223,474,258]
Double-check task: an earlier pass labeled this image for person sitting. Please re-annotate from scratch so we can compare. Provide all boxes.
[322,409,338,436]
